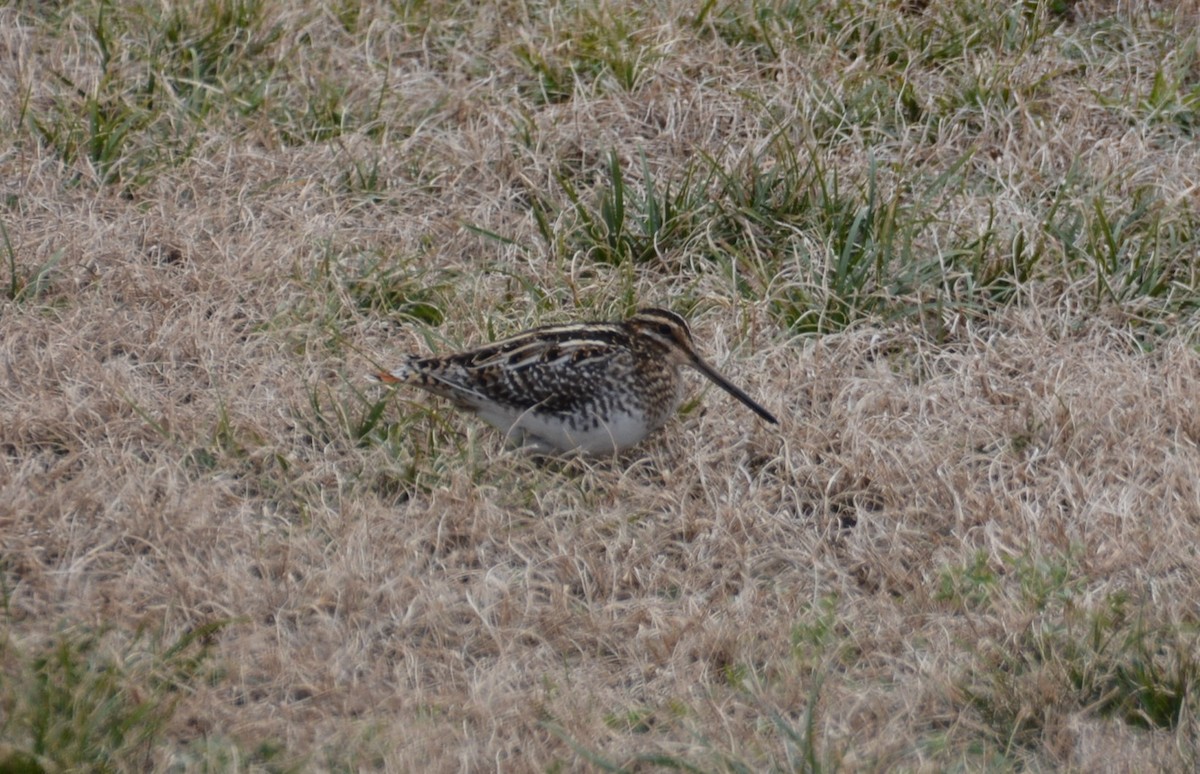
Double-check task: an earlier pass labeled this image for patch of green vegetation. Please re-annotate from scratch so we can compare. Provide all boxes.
[0,622,234,771]
[338,147,391,203]
[1121,34,1200,134]
[679,4,1200,342]
[1045,183,1200,330]
[762,155,913,334]
[541,596,851,771]
[535,150,710,269]
[30,62,163,190]
[792,595,846,656]
[716,131,1196,339]
[936,550,1003,610]
[303,244,455,328]
[695,0,785,61]
[20,0,403,188]
[514,6,658,103]
[273,76,376,146]
[703,0,1068,71]
[299,374,479,505]
[693,135,989,334]
[182,397,266,473]
[603,706,655,734]
[938,551,1200,754]
[303,379,408,456]
[343,255,451,326]
[1,222,66,304]
[548,673,840,772]
[523,134,1051,336]
[512,44,579,106]
[152,0,281,109]
[24,0,284,189]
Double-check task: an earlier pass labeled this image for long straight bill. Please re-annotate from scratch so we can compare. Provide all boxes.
[690,358,779,425]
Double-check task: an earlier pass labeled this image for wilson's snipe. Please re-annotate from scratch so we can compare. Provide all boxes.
[371,308,778,454]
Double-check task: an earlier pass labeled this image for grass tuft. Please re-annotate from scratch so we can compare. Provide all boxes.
[0,622,233,771]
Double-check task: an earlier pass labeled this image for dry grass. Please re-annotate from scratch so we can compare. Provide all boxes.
[2,0,1200,770]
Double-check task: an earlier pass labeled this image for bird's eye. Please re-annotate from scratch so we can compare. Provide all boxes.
[656,323,674,337]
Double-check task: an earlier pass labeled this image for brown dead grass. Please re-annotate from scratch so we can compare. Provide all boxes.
[3,0,1200,770]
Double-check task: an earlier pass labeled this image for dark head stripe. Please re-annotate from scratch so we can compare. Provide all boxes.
[633,307,686,327]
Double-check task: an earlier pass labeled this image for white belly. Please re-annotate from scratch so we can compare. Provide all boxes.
[475,405,661,455]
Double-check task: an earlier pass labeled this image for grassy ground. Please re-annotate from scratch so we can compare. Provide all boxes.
[2,0,1200,770]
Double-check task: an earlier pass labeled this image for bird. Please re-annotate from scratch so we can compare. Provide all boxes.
[370,307,778,455]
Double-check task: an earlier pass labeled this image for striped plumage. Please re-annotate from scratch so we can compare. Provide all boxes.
[372,308,778,454]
